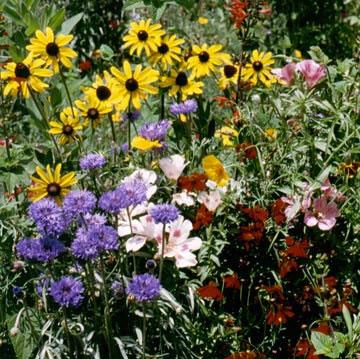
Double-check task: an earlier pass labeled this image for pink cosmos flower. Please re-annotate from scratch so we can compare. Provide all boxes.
[304,196,340,231]
[156,215,202,268]
[198,190,222,212]
[159,154,188,181]
[321,179,346,202]
[296,59,326,88]
[272,63,295,86]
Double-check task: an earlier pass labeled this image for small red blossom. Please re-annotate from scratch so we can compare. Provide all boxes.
[312,322,331,335]
[266,304,294,326]
[178,173,208,192]
[227,0,249,29]
[263,284,285,302]
[225,352,259,359]
[198,282,224,301]
[295,339,319,358]
[284,237,310,258]
[241,205,269,222]
[193,204,214,231]
[223,273,241,289]
[236,142,257,159]
[271,198,287,225]
[279,258,299,278]
[79,59,92,71]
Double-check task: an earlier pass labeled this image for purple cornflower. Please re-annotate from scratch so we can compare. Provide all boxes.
[139,120,171,141]
[123,110,141,122]
[50,276,84,308]
[28,199,68,238]
[126,273,161,302]
[36,278,52,297]
[150,204,179,224]
[71,224,119,260]
[99,189,127,213]
[83,213,107,226]
[118,179,147,207]
[170,99,198,115]
[80,153,107,170]
[12,286,23,298]
[16,237,65,262]
[63,190,97,219]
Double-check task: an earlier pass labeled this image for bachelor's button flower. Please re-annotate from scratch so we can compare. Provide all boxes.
[150,204,179,224]
[80,153,107,170]
[50,276,84,308]
[126,273,161,302]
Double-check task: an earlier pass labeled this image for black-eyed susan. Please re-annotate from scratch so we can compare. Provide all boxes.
[218,64,240,90]
[29,164,77,203]
[82,71,121,107]
[26,27,77,73]
[160,68,203,100]
[187,44,231,78]
[242,50,276,87]
[75,96,112,128]
[149,34,185,69]
[49,107,82,144]
[123,19,165,57]
[0,54,52,98]
[110,60,159,110]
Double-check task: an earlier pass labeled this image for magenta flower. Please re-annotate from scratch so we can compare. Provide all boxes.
[304,196,340,231]
[272,63,295,86]
[296,60,326,88]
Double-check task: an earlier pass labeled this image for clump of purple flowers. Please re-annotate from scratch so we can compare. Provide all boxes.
[16,237,65,262]
[123,110,141,122]
[139,120,171,142]
[126,273,161,302]
[150,204,179,224]
[170,99,198,115]
[63,190,97,220]
[29,199,68,238]
[80,153,107,170]
[50,276,84,308]
[71,224,119,260]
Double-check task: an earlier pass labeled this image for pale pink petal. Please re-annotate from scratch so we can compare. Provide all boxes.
[304,211,318,227]
[126,235,147,252]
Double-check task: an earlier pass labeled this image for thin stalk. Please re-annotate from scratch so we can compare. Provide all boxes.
[159,224,166,283]
[59,65,75,117]
[3,120,11,160]
[127,102,132,150]
[62,309,72,354]
[142,303,147,359]
[126,207,136,274]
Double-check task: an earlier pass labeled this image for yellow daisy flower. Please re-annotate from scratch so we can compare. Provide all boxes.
[160,69,203,100]
[29,163,77,203]
[215,126,239,146]
[242,50,276,87]
[0,54,52,98]
[75,96,112,128]
[202,155,229,187]
[82,71,122,107]
[123,19,165,57]
[149,34,185,69]
[49,107,82,144]
[110,60,159,110]
[218,64,240,90]
[187,44,231,78]
[264,128,278,140]
[198,17,209,25]
[131,136,162,151]
[26,27,77,73]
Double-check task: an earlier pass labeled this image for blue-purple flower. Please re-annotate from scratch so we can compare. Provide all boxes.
[139,120,171,142]
[150,204,179,224]
[63,190,97,219]
[126,273,161,302]
[80,153,107,170]
[118,179,147,207]
[16,237,65,262]
[170,99,198,115]
[50,276,84,307]
[99,189,127,213]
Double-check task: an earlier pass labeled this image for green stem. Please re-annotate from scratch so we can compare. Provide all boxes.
[126,207,136,275]
[62,309,72,354]
[59,66,75,117]
[159,224,166,283]
[142,303,147,359]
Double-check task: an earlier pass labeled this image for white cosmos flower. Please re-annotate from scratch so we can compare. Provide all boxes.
[159,154,188,181]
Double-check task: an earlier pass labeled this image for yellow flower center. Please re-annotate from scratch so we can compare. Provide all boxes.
[158,43,169,54]
[224,65,237,78]
[125,78,139,92]
[87,108,99,120]
[62,125,74,135]
[137,30,148,41]
[15,63,30,79]
[96,86,111,100]
[198,51,210,63]
[47,183,61,197]
[252,61,263,72]
[46,42,59,56]
[175,72,188,86]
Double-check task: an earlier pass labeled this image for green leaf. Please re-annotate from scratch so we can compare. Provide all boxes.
[48,8,65,31]
[99,44,115,61]
[342,305,353,339]
[60,12,83,35]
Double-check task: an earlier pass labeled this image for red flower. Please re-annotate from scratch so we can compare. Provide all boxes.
[227,0,249,29]
[266,304,294,326]
[239,222,264,242]
[271,198,286,225]
[223,273,241,289]
[79,59,92,71]
[213,96,236,108]
[236,142,257,159]
[198,282,224,301]
[284,237,309,258]
[324,276,338,290]
[279,258,299,278]
[263,285,285,302]
[193,204,214,230]
[178,173,208,192]
[225,352,259,359]
[295,339,319,358]
[241,205,269,222]
[312,322,331,335]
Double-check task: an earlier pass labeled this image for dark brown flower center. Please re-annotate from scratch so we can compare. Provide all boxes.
[175,71,188,86]
[46,42,59,56]
[252,61,263,72]
[96,86,111,101]
[62,125,74,135]
[47,183,61,197]
[125,78,139,92]
[198,51,210,63]
[15,63,30,79]
[87,108,99,120]
[158,43,169,54]
[224,65,237,78]
[137,30,148,41]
